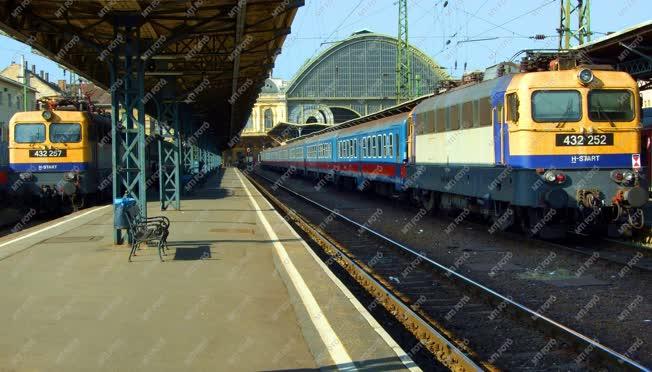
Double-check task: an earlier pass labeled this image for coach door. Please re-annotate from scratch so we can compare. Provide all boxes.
[493,102,505,164]
[406,115,415,163]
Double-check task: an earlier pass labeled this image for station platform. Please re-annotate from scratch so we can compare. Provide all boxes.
[0,168,417,371]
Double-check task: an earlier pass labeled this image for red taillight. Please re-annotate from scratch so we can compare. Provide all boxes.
[613,172,624,182]
[555,173,566,183]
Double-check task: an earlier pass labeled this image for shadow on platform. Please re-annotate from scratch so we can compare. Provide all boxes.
[173,245,213,261]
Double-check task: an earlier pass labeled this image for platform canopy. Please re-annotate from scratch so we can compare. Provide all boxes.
[0,0,302,148]
[574,20,652,85]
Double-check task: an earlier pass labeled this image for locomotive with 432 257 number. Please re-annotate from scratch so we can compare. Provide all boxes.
[6,100,158,213]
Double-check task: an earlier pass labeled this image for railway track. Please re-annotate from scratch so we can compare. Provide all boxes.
[246,170,650,371]
[457,219,652,274]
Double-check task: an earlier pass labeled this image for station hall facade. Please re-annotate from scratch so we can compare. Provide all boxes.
[223,31,448,165]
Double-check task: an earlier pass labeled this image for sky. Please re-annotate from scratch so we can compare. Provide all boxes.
[272,0,651,80]
[0,0,650,83]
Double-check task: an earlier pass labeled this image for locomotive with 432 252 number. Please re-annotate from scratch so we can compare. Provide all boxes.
[261,52,648,238]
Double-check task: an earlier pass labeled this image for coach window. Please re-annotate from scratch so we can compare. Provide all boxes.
[449,104,460,130]
[436,107,446,132]
[420,112,429,134]
[462,101,473,128]
[366,137,370,157]
[395,133,400,159]
[367,137,372,158]
[384,134,389,157]
[506,93,520,123]
[427,110,436,133]
[478,97,492,126]
[353,139,357,157]
[422,112,430,134]
[414,112,424,135]
[388,133,394,157]
[371,136,376,157]
[348,140,353,158]
[377,135,382,157]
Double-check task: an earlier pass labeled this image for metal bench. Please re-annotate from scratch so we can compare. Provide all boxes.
[123,203,170,262]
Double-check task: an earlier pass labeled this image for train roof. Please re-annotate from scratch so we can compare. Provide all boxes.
[412,77,507,115]
[286,95,432,145]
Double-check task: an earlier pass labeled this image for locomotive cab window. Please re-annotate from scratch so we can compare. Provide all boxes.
[532,90,581,122]
[14,123,46,143]
[588,90,634,122]
[506,93,520,122]
[50,123,82,143]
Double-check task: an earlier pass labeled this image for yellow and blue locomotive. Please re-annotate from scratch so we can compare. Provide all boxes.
[261,53,647,237]
[8,108,113,211]
[408,60,647,237]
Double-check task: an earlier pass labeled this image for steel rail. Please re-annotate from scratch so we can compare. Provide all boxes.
[252,170,650,372]
[244,171,485,371]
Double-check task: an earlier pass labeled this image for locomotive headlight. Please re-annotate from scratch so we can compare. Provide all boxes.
[64,172,77,181]
[19,172,33,181]
[543,170,557,183]
[577,68,594,85]
[612,171,624,182]
[623,170,634,182]
[42,110,53,121]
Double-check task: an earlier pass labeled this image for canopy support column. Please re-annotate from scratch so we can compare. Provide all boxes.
[158,100,181,210]
[110,20,148,245]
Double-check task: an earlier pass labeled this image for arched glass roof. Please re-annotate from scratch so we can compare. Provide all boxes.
[284,32,449,124]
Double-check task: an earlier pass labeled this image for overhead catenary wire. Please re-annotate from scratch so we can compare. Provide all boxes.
[434,0,558,57]
[318,0,365,48]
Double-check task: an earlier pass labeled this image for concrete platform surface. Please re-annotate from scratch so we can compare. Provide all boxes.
[0,168,418,371]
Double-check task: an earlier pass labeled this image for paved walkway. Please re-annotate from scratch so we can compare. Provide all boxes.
[0,168,417,371]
